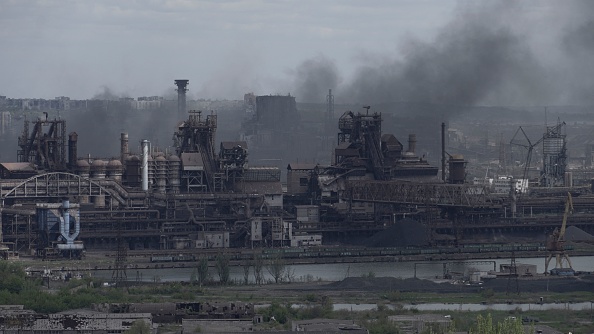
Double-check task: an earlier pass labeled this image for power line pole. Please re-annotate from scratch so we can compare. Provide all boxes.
[506,251,520,295]
[111,221,128,290]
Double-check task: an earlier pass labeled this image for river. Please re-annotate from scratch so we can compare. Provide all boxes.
[89,255,594,283]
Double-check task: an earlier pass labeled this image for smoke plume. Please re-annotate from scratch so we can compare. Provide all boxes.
[291,1,594,110]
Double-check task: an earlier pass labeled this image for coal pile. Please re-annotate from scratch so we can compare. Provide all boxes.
[327,277,461,293]
[363,218,429,247]
[564,226,594,242]
[326,276,594,294]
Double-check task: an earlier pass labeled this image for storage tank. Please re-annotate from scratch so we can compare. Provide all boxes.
[107,159,123,182]
[91,159,106,179]
[76,159,90,178]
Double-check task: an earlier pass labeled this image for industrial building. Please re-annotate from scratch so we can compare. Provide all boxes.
[0,81,593,267]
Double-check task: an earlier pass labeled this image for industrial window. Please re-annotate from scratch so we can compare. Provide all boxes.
[299,177,308,186]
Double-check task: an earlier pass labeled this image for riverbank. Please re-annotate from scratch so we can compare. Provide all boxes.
[19,244,594,274]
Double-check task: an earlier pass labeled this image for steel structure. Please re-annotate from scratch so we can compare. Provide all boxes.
[174,79,189,117]
[18,117,67,171]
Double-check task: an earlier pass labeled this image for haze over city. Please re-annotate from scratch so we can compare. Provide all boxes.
[1,0,594,107]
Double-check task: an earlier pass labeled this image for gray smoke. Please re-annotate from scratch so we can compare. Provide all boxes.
[293,55,341,103]
[291,1,594,110]
[66,86,179,158]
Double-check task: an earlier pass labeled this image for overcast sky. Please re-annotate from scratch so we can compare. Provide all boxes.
[1,1,593,106]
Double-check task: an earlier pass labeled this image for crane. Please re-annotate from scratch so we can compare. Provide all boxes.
[544,192,573,274]
[509,121,566,195]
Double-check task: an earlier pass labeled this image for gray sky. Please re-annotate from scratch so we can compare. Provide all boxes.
[1,1,593,105]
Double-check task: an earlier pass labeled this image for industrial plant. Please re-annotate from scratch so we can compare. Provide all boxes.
[0,80,593,277]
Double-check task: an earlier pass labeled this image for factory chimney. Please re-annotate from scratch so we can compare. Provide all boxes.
[441,122,446,182]
[175,79,189,117]
[141,140,150,191]
[68,132,78,169]
[120,133,129,163]
[407,134,416,154]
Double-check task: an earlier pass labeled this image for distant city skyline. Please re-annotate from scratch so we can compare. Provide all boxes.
[1,1,594,106]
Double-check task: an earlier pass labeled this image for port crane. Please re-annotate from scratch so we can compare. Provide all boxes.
[544,192,573,274]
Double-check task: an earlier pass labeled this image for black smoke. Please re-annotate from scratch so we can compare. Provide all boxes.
[291,1,594,110]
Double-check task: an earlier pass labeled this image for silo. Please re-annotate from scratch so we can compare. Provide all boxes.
[76,159,90,204]
[91,159,106,179]
[91,159,107,208]
[167,154,181,193]
[76,159,90,178]
[564,172,573,188]
[107,159,123,182]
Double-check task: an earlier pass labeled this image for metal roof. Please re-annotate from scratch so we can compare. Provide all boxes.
[0,162,36,172]
[287,163,317,170]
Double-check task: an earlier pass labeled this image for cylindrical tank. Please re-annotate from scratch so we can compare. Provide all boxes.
[91,159,106,179]
[76,159,90,178]
[68,132,78,169]
[141,140,149,191]
[155,155,167,192]
[407,134,416,154]
[107,159,123,182]
[168,154,181,193]
[448,154,466,184]
[564,172,573,188]
[120,133,129,163]
[94,193,106,208]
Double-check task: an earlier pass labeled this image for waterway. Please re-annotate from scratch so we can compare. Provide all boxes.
[90,255,594,283]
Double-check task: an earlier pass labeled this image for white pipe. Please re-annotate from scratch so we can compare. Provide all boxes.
[141,139,149,191]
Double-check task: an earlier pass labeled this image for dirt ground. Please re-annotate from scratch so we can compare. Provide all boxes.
[201,275,594,305]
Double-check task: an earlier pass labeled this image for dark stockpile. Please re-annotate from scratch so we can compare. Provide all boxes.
[326,275,594,294]
[363,218,429,248]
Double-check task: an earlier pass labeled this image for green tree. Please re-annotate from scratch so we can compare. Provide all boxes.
[253,252,264,285]
[242,261,250,285]
[125,320,151,334]
[469,314,526,334]
[215,252,230,284]
[266,253,286,283]
[195,256,209,286]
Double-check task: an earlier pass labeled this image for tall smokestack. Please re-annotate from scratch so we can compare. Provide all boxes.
[120,133,129,163]
[68,132,78,169]
[175,79,189,117]
[141,140,150,191]
[441,122,446,182]
[407,134,416,154]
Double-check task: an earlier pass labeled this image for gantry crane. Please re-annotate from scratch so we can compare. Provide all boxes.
[544,192,573,274]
